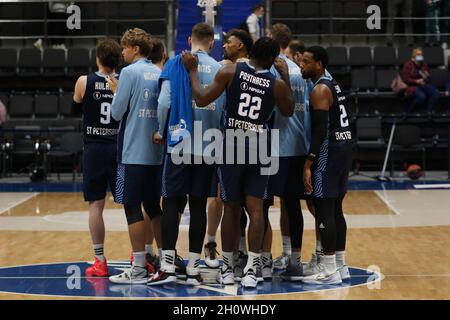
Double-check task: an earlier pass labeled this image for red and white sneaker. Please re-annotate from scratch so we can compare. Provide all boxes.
[86,257,109,277]
[130,252,157,275]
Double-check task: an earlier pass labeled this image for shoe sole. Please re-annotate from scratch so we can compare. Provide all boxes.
[186,279,202,286]
[147,276,177,286]
[109,277,148,285]
[241,283,257,288]
[205,262,220,269]
[280,275,303,281]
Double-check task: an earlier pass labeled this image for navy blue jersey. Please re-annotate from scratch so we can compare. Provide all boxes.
[224,62,276,133]
[313,77,353,147]
[82,72,120,144]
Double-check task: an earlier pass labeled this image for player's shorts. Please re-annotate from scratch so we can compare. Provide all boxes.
[311,143,353,199]
[161,153,217,198]
[82,143,117,202]
[269,156,309,199]
[217,163,270,202]
[115,163,161,206]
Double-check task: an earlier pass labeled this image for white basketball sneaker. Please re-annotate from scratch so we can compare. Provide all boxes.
[273,253,290,270]
[109,265,148,285]
[337,265,350,280]
[218,265,235,285]
[301,263,342,285]
[241,268,258,288]
[302,253,322,276]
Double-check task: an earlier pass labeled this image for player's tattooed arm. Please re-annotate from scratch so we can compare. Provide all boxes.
[303,84,333,193]
[181,51,234,107]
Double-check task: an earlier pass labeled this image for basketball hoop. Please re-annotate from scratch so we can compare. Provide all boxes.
[197,0,220,27]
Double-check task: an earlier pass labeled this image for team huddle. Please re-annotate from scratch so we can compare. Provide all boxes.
[73,22,353,289]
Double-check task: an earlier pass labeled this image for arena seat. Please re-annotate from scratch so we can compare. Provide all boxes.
[18,49,42,77]
[0,49,17,77]
[397,46,413,66]
[59,94,75,118]
[376,69,398,91]
[118,2,144,19]
[320,1,343,17]
[429,69,449,91]
[9,94,34,118]
[343,1,366,17]
[35,94,59,118]
[422,47,445,68]
[373,47,397,69]
[67,49,90,77]
[296,2,319,18]
[351,69,376,93]
[42,49,66,77]
[349,47,372,69]
[272,1,296,18]
[143,1,167,18]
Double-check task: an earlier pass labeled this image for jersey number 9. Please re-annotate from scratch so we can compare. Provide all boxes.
[100,102,111,125]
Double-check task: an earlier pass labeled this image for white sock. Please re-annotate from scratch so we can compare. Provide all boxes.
[161,250,176,273]
[261,252,271,266]
[321,254,337,274]
[187,252,200,270]
[93,243,105,261]
[316,240,323,254]
[291,251,301,267]
[336,251,346,268]
[133,251,146,268]
[145,244,154,256]
[239,236,247,254]
[282,236,291,255]
[207,234,216,243]
[222,251,234,270]
[244,251,261,274]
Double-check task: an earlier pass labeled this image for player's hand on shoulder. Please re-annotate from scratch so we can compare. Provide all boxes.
[181,50,199,73]
[274,57,289,76]
[106,75,118,94]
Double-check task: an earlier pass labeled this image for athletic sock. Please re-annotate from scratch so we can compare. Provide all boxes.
[321,254,337,275]
[244,251,261,274]
[239,236,247,254]
[222,251,234,270]
[133,251,146,268]
[208,235,216,243]
[93,244,105,261]
[282,236,291,256]
[187,252,200,272]
[145,244,154,256]
[161,250,176,273]
[291,251,301,267]
[316,240,323,254]
[336,251,346,268]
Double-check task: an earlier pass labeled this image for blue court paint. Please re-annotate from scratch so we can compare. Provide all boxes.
[0,261,381,298]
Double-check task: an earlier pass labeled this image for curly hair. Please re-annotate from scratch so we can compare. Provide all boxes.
[120,28,153,57]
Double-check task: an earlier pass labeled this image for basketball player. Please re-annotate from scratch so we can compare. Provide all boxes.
[300,46,352,284]
[148,23,226,286]
[265,23,313,281]
[182,37,295,288]
[73,39,121,277]
[205,28,254,271]
[107,28,164,284]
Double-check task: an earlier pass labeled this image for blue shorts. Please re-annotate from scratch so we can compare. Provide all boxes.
[82,143,117,202]
[115,163,161,206]
[269,156,308,199]
[161,153,217,198]
[312,143,353,198]
[217,164,270,202]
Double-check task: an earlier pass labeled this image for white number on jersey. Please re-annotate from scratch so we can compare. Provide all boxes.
[238,93,262,120]
[100,102,111,125]
[339,104,349,128]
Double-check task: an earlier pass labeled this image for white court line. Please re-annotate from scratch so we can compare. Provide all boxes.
[0,192,39,215]
[413,184,450,189]
[374,190,401,215]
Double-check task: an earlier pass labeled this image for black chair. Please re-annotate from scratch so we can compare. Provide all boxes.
[0,3,23,19]
[0,49,17,77]
[356,117,385,146]
[10,125,41,171]
[143,2,167,18]
[429,69,449,91]
[320,1,343,17]
[95,2,119,19]
[18,49,42,77]
[423,47,445,68]
[90,49,97,70]
[296,2,319,17]
[67,48,90,77]
[42,49,66,77]
[351,69,376,92]
[59,94,76,118]
[390,125,426,177]
[46,132,83,180]
[349,47,372,69]
[118,2,143,19]
[9,94,34,118]
[35,94,59,118]
[272,2,296,18]
[397,47,412,66]
[327,47,348,69]
[374,47,397,69]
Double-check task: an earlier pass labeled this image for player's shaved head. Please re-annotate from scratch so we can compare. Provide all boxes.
[191,23,215,46]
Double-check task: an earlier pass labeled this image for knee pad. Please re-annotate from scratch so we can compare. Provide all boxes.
[143,198,162,220]
[124,205,144,225]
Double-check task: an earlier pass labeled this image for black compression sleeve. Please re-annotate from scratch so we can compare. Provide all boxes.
[309,110,329,157]
[71,101,83,116]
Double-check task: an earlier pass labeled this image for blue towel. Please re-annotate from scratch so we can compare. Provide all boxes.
[159,54,193,147]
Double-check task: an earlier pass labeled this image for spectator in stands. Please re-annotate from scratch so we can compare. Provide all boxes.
[148,38,167,70]
[425,0,441,47]
[387,0,414,46]
[246,4,264,42]
[286,39,306,66]
[401,47,441,113]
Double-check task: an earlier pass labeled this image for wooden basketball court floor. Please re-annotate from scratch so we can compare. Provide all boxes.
[0,189,449,300]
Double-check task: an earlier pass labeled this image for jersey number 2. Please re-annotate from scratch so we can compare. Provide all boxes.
[339,104,349,128]
[238,93,262,120]
[100,102,111,125]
